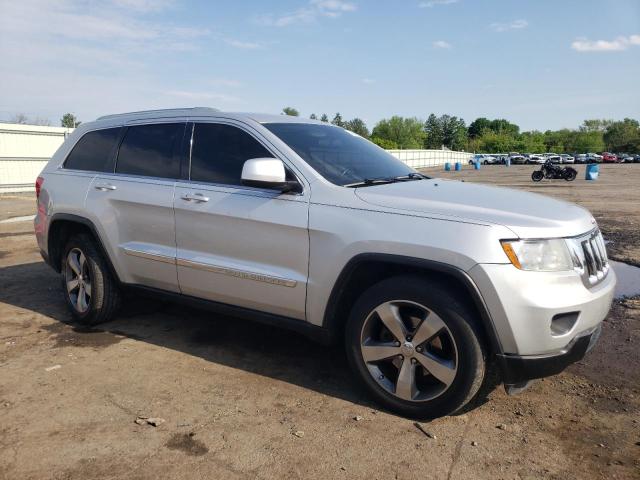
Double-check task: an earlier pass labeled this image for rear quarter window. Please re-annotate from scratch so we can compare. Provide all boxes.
[64,127,122,172]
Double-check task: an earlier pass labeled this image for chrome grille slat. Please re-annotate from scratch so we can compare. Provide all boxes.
[571,229,609,288]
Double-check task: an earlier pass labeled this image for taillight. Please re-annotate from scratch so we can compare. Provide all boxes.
[35,176,44,200]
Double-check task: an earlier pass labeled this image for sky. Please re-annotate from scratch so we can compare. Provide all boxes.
[0,0,639,131]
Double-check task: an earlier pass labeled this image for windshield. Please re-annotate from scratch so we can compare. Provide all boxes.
[263,122,415,186]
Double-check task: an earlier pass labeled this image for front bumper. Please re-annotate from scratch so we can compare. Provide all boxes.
[468,263,615,356]
[496,324,601,385]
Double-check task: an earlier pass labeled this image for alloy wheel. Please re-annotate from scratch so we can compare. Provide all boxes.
[360,300,458,402]
[64,248,92,313]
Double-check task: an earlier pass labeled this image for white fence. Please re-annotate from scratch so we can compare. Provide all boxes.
[0,124,473,194]
[0,123,73,194]
[387,149,473,168]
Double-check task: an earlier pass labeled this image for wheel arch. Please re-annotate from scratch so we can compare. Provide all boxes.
[47,213,120,282]
[322,253,504,355]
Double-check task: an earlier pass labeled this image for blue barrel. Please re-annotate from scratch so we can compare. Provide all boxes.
[505,158,511,167]
[444,162,451,171]
[454,162,461,171]
[474,161,481,170]
[586,163,599,181]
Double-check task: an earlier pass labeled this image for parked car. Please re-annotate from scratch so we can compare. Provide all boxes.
[586,153,603,163]
[508,154,526,164]
[469,154,499,165]
[34,107,616,419]
[634,154,640,163]
[547,155,562,164]
[617,153,634,162]
[524,154,545,164]
[574,154,588,164]
[560,154,575,164]
[601,152,618,163]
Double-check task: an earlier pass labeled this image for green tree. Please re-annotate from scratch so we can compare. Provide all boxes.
[423,114,443,149]
[580,119,613,133]
[371,116,425,149]
[517,131,545,153]
[603,118,640,152]
[370,136,398,149]
[571,130,605,153]
[468,117,492,138]
[309,113,317,120]
[344,117,369,138]
[320,113,329,123]
[61,113,81,128]
[282,107,299,116]
[331,112,345,128]
[489,119,519,137]
[441,115,467,150]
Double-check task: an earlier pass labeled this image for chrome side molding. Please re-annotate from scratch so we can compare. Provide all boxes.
[176,258,297,288]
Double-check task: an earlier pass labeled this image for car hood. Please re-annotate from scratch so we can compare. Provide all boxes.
[354,178,595,238]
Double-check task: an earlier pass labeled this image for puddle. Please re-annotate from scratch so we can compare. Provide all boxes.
[610,261,640,298]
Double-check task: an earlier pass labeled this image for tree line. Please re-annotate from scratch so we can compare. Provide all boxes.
[281,107,640,154]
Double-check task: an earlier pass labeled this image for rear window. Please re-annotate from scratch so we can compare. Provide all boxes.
[115,123,184,179]
[64,127,121,172]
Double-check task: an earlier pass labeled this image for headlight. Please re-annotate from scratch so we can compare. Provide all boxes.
[501,239,573,271]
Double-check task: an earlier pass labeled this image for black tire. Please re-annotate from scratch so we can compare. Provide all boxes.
[564,169,577,181]
[531,171,544,182]
[483,160,488,165]
[60,233,121,325]
[345,275,486,419]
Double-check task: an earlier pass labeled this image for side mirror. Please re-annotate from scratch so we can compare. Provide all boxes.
[241,158,300,192]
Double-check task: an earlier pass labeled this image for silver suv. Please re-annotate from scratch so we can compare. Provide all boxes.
[34,108,616,418]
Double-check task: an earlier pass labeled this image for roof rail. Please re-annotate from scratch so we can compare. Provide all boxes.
[96,107,220,121]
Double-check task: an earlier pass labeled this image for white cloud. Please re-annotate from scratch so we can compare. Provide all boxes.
[224,38,264,49]
[362,78,375,84]
[418,0,458,7]
[571,34,640,52]
[111,0,174,12]
[0,0,226,122]
[432,40,452,49]
[490,19,528,32]
[257,0,356,27]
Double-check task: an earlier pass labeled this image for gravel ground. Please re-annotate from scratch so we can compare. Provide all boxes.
[0,166,638,479]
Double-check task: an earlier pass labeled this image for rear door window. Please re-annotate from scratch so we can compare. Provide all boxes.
[190,123,274,186]
[64,127,121,172]
[116,123,184,179]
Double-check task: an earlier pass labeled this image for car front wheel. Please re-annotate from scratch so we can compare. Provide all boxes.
[345,275,486,419]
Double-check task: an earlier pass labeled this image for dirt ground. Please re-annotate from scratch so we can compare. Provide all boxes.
[1,165,639,480]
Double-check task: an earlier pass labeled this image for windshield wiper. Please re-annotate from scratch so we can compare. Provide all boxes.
[345,172,427,188]
[344,177,397,188]
[392,173,427,181]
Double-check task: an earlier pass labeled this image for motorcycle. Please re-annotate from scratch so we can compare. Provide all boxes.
[531,160,577,182]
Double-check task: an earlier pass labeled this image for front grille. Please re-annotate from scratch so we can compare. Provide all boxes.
[569,229,609,287]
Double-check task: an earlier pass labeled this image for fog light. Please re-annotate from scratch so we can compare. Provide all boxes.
[550,312,579,336]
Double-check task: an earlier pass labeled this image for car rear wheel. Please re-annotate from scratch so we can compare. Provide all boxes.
[61,233,121,325]
[345,276,486,419]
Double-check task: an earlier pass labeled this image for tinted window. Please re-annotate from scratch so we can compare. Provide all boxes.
[64,127,121,172]
[263,123,413,186]
[116,123,184,179]
[190,123,273,185]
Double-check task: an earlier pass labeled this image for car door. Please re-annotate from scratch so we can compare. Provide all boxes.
[173,121,309,320]
[85,121,187,293]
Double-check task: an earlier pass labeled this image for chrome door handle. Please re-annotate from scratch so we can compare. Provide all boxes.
[94,183,117,191]
[181,192,209,203]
